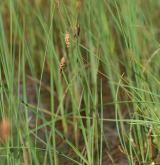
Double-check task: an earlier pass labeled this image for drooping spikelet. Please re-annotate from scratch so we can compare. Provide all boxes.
[65,32,70,48]
[0,118,11,143]
[59,56,66,73]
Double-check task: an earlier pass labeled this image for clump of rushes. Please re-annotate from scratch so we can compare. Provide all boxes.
[0,118,11,143]
[65,32,70,48]
[59,56,66,73]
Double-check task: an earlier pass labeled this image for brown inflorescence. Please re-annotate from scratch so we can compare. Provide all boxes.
[65,32,70,48]
[59,56,66,73]
[74,23,80,38]
[76,0,82,11]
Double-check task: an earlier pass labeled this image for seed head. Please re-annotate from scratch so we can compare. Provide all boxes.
[65,32,70,48]
[55,0,60,8]
[76,0,82,11]
[74,23,80,38]
[60,56,66,73]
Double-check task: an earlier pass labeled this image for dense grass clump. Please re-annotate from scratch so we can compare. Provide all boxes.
[0,0,160,164]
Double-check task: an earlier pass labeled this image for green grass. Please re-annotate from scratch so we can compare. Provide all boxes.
[0,0,160,164]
